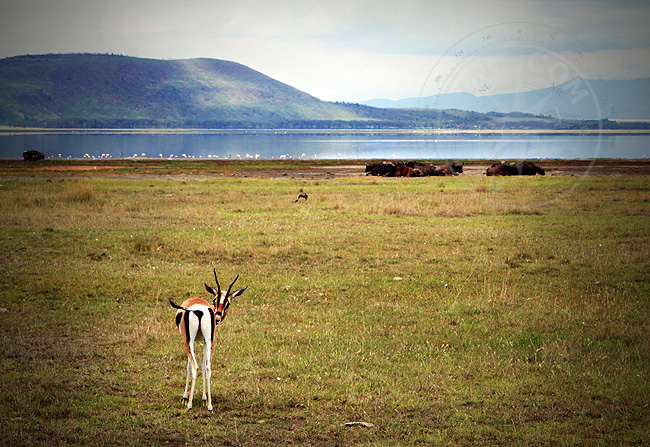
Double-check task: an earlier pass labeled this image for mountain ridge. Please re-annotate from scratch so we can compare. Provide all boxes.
[360,77,650,120]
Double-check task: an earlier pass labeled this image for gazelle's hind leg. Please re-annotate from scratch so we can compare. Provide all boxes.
[186,344,199,410]
[201,354,207,404]
[203,340,213,411]
[183,357,191,404]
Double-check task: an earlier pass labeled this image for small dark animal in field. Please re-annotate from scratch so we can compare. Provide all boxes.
[23,150,45,161]
[295,193,308,202]
[169,270,247,411]
[486,161,545,176]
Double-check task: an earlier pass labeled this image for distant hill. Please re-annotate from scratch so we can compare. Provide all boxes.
[361,77,650,120]
[0,54,362,127]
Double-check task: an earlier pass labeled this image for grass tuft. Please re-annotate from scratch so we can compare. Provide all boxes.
[64,181,95,203]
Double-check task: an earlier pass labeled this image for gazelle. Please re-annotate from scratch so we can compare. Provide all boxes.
[169,270,247,411]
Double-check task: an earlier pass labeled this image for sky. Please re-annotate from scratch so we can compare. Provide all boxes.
[1,0,649,102]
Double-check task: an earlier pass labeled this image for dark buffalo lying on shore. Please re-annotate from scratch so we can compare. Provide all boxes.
[366,161,463,177]
[395,164,419,177]
[23,150,45,161]
[434,163,464,176]
[365,162,397,177]
[485,161,545,176]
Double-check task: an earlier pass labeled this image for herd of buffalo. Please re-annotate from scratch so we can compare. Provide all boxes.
[365,161,546,177]
[365,161,464,177]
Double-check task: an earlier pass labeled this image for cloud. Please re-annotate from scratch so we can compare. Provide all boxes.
[1,0,649,101]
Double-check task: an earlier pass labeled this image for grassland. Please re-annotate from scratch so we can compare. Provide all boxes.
[0,160,649,446]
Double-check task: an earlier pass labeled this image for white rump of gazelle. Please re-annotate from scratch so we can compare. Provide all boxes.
[169,269,247,411]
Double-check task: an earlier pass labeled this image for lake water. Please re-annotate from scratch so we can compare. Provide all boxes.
[0,132,647,160]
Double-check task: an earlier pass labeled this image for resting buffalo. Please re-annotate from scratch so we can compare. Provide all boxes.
[485,163,513,176]
[393,164,419,177]
[23,150,45,161]
[366,162,396,177]
[415,163,441,176]
[435,163,464,176]
[486,161,545,176]
[366,161,463,177]
[518,161,545,175]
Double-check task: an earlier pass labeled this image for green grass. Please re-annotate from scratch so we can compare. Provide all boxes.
[0,168,649,446]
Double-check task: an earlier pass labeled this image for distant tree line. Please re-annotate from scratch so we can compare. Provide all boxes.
[4,116,648,131]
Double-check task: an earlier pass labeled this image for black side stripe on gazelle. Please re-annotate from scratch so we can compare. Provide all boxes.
[170,299,205,344]
[183,311,191,343]
[209,308,215,342]
[184,310,204,343]
[170,299,209,343]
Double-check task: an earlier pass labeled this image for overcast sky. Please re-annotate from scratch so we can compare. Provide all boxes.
[1,0,649,102]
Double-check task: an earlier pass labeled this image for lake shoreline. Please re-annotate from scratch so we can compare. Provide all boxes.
[2,126,650,136]
[2,158,649,179]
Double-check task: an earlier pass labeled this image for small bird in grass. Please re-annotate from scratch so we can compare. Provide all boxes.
[294,194,308,203]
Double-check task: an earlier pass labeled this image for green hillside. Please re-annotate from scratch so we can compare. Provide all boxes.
[0,54,362,127]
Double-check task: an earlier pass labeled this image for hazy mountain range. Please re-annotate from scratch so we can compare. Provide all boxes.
[360,77,650,120]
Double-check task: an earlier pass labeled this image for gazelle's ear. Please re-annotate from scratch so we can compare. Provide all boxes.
[205,283,218,296]
[230,286,248,299]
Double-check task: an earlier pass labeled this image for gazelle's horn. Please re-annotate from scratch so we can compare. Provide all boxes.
[213,269,221,297]
[226,275,239,297]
